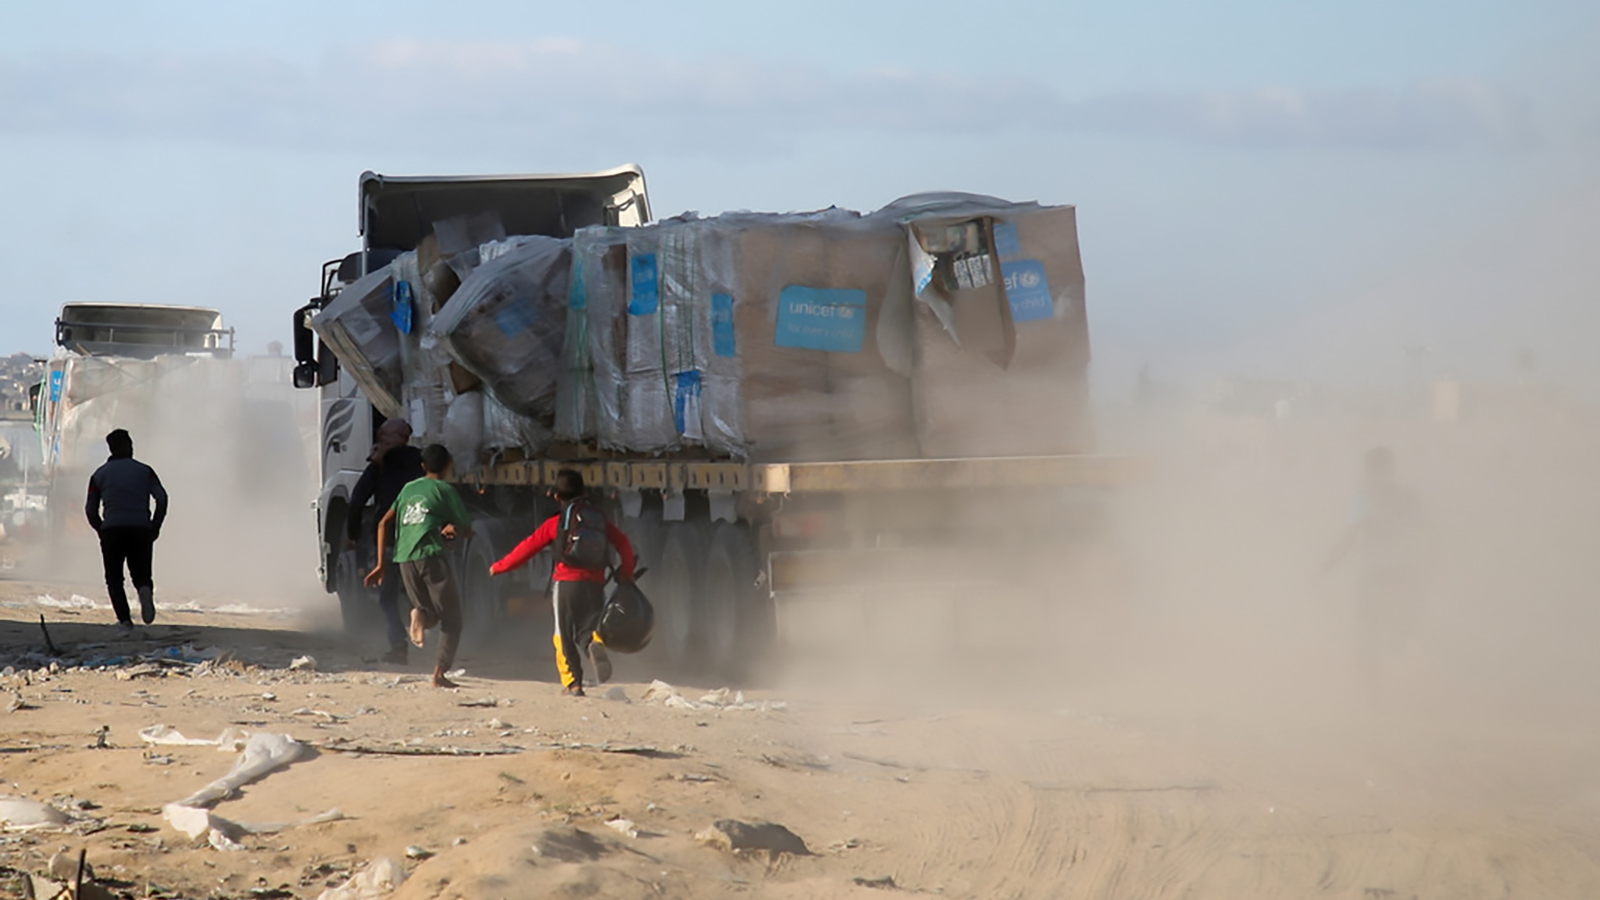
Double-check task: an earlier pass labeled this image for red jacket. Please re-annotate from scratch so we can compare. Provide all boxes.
[490,512,636,583]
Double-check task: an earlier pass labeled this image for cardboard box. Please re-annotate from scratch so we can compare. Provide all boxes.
[431,236,571,425]
[309,266,405,420]
[899,200,1093,457]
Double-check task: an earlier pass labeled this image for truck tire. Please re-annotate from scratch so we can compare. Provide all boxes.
[702,522,760,676]
[647,521,707,672]
[334,548,372,635]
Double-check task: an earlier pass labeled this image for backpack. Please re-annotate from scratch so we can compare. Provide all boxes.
[558,500,611,571]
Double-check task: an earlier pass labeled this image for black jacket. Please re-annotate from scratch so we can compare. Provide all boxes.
[347,445,425,541]
[87,455,168,531]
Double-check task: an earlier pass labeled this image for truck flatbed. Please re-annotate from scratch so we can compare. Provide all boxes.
[471,453,1146,495]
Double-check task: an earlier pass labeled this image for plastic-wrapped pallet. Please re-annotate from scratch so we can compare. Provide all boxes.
[481,390,550,459]
[558,210,919,461]
[309,266,406,420]
[715,210,918,461]
[429,236,570,436]
[876,193,1093,458]
[392,251,456,444]
[561,220,695,455]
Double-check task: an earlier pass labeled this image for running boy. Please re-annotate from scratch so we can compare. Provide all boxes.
[489,469,635,696]
[365,444,474,688]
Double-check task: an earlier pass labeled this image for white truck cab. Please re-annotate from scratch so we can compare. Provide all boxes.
[290,166,651,607]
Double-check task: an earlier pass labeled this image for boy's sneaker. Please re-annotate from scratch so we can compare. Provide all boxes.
[588,642,612,684]
[138,587,156,625]
[563,683,586,698]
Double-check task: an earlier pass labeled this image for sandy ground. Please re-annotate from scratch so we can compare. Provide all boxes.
[4,548,1600,900]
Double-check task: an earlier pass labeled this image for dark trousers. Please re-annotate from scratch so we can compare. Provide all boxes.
[552,580,605,689]
[399,555,463,671]
[99,526,154,624]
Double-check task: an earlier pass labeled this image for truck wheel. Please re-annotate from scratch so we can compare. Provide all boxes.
[334,549,369,635]
[703,522,759,677]
[648,521,707,672]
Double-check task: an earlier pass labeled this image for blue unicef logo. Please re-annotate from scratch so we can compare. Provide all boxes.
[1001,259,1053,323]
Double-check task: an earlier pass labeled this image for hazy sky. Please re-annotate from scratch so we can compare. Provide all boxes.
[3,1,1596,391]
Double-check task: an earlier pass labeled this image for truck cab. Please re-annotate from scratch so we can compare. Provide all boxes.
[290,166,651,618]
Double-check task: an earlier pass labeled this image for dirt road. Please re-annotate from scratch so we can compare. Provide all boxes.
[3,571,1600,899]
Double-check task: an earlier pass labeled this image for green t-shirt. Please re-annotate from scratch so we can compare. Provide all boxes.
[390,477,472,563]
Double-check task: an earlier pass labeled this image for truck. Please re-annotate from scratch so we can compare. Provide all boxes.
[291,167,1137,676]
[35,302,316,560]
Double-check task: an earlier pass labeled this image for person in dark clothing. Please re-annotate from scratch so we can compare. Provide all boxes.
[347,418,425,663]
[489,469,635,697]
[85,428,168,629]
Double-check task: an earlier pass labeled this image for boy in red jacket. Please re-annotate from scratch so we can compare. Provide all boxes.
[489,469,635,696]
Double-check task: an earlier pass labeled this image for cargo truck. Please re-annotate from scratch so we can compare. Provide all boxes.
[291,167,1136,676]
[36,302,316,558]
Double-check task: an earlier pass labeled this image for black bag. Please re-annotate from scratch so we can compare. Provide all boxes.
[558,500,611,570]
[598,575,654,654]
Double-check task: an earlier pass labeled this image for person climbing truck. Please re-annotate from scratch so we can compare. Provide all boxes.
[347,418,426,664]
[489,468,636,697]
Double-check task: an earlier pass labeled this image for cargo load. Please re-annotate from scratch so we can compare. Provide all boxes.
[558,210,918,461]
[881,194,1093,458]
[431,235,571,424]
[314,193,1089,468]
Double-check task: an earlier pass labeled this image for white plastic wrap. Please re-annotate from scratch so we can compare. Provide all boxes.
[309,266,405,420]
[430,236,569,435]
[442,390,484,471]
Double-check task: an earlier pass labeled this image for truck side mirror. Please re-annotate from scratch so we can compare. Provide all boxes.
[292,303,320,389]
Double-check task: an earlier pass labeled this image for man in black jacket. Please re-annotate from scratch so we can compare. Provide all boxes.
[85,429,168,629]
[347,418,425,663]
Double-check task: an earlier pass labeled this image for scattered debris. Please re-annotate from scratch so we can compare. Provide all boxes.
[140,724,250,749]
[0,795,72,830]
[45,849,92,882]
[541,741,662,756]
[291,708,351,723]
[640,680,786,712]
[174,732,306,808]
[314,857,405,900]
[695,819,811,858]
[318,742,524,758]
[457,697,499,708]
[604,817,639,838]
[288,655,318,671]
[38,615,59,656]
[854,875,898,889]
[403,845,433,860]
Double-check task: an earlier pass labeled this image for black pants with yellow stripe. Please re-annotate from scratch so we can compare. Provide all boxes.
[551,580,605,689]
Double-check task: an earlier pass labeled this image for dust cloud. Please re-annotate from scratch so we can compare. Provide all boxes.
[32,354,328,618]
[770,189,1600,759]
